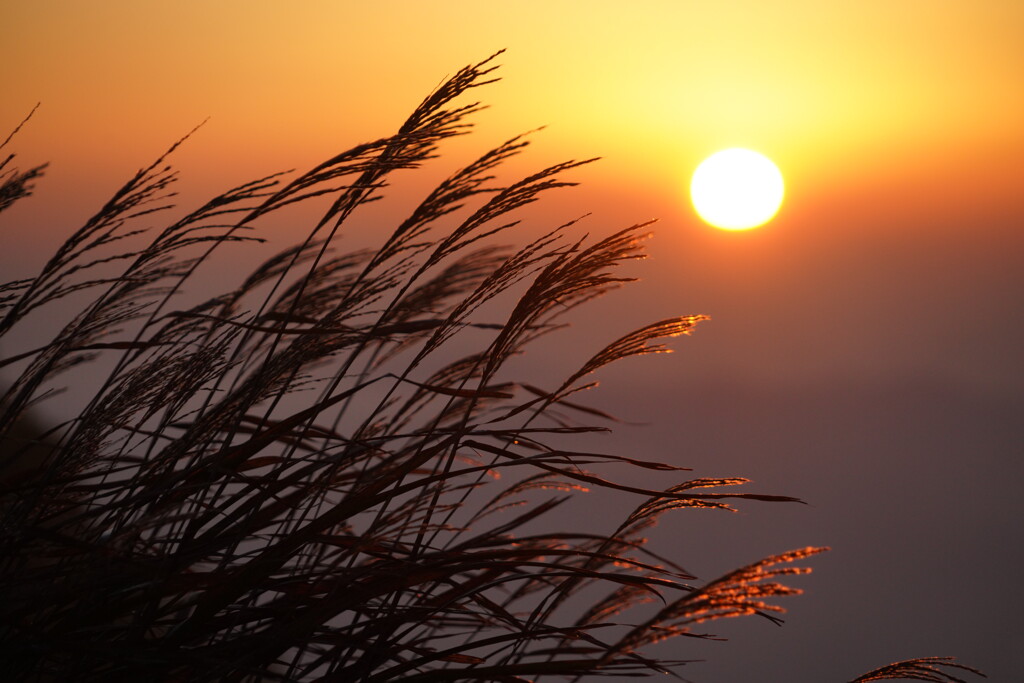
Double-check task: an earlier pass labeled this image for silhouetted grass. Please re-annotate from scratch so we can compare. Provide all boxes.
[0,53,982,682]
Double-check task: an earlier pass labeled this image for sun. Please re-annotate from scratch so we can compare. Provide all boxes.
[690,149,785,230]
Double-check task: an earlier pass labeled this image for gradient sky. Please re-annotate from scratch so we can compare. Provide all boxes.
[2,2,1022,681]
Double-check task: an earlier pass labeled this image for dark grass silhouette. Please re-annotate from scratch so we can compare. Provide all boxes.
[0,54,983,682]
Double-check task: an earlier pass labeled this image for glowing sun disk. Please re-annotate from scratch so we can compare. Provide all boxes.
[690,149,784,230]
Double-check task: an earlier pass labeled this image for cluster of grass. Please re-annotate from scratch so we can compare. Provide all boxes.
[0,54,982,682]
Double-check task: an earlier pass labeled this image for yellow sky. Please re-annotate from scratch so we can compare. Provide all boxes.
[3,1,1022,388]
[5,1,1022,197]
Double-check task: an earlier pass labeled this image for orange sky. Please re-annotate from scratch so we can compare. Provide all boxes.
[6,1,1022,191]
[3,5,1023,681]
[3,0,1022,391]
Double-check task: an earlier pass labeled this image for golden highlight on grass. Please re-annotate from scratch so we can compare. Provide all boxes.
[0,53,982,682]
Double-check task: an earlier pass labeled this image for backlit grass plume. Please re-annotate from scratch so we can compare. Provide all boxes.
[0,53,982,682]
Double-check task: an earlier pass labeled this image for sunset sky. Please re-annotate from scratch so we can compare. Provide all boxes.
[2,2,1021,681]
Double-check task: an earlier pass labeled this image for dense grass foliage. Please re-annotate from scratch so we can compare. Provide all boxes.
[0,54,982,682]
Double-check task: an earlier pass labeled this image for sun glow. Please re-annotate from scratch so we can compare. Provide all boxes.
[690,149,785,230]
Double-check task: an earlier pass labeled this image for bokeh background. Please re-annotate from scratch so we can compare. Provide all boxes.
[3,2,1022,681]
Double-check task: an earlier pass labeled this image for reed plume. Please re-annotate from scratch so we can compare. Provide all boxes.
[0,53,982,682]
